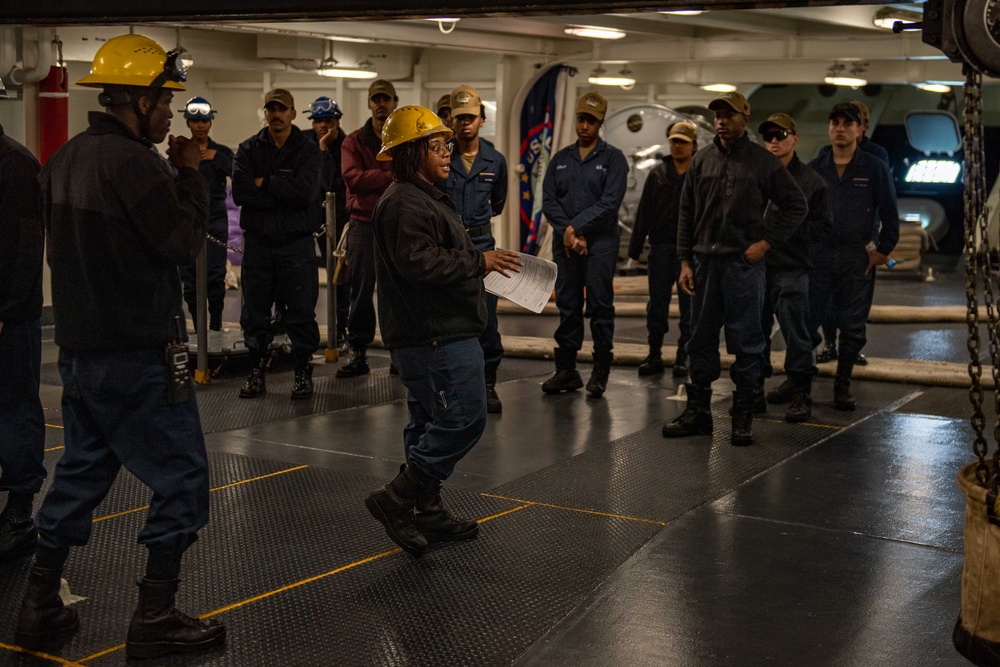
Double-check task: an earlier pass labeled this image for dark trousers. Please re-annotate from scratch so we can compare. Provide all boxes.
[808,245,872,377]
[391,338,486,481]
[481,293,503,371]
[35,349,209,556]
[179,216,229,325]
[761,267,816,381]
[346,220,377,348]
[551,229,619,359]
[646,242,691,351]
[240,233,320,366]
[688,253,766,390]
[0,320,46,496]
[822,268,877,347]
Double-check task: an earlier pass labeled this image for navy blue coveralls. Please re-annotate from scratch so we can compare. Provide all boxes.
[627,156,692,357]
[36,112,210,559]
[542,138,628,364]
[440,137,507,374]
[0,124,46,509]
[233,125,322,369]
[678,133,807,392]
[179,137,233,329]
[761,154,833,386]
[808,147,898,379]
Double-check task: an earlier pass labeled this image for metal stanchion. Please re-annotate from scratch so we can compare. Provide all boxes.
[194,234,210,383]
[325,192,339,362]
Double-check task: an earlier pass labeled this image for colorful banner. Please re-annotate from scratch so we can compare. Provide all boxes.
[518,66,563,254]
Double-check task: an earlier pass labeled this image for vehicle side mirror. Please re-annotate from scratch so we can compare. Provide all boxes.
[904,110,962,156]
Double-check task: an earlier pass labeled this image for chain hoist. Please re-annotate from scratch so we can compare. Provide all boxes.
[962,66,999,489]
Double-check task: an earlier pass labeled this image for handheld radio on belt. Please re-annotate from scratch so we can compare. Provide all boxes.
[165,316,191,405]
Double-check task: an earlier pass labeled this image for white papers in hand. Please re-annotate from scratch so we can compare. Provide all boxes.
[484,251,557,314]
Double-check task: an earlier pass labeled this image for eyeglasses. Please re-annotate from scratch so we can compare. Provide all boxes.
[150,51,187,89]
[428,143,452,156]
[762,129,792,142]
[184,102,214,118]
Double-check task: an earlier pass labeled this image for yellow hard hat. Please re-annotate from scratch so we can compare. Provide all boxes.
[377,105,453,161]
[77,34,187,90]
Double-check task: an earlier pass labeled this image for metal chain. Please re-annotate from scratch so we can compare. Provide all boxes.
[204,225,326,256]
[962,65,993,488]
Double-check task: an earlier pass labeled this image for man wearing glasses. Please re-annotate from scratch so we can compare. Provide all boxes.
[663,92,807,446]
[178,97,233,333]
[756,113,833,423]
[306,96,349,343]
[440,85,509,413]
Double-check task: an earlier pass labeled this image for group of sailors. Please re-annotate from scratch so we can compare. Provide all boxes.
[0,30,896,660]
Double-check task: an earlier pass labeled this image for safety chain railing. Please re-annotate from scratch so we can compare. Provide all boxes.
[205,224,326,255]
[962,65,999,489]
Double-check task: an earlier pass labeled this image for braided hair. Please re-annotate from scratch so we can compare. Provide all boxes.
[390,137,430,182]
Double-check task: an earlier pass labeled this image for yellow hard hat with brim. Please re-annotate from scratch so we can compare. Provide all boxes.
[77,34,187,90]
[377,105,452,161]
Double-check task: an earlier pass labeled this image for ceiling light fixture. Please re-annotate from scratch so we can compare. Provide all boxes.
[872,8,922,31]
[916,82,953,93]
[317,60,378,79]
[660,10,706,15]
[588,64,636,87]
[426,18,460,34]
[564,25,626,40]
[700,83,737,93]
[825,62,868,88]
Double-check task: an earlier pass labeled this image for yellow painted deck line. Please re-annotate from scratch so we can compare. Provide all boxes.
[45,423,64,429]
[92,465,308,524]
[0,640,85,666]
[481,493,666,526]
[45,446,64,452]
[754,417,846,430]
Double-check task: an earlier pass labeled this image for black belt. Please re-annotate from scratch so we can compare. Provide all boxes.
[466,223,493,238]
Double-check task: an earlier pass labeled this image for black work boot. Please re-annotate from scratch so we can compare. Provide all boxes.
[365,464,429,556]
[0,497,37,562]
[672,346,689,378]
[238,355,267,398]
[415,479,479,545]
[586,353,613,398]
[485,363,502,414]
[834,375,857,411]
[336,345,370,378]
[731,387,755,446]
[291,365,314,399]
[662,384,714,438]
[541,348,583,394]
[766,377,797,405]
[15,561,79,650]
[728,384,766,416]
[638,343,664,376]
[208,302,224,332]
[816,341,838,363]
[125,577,226,659]
[785,377,813,423]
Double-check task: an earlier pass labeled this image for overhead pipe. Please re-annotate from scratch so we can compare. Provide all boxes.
[8,28,56,85]
[0,26,16,82]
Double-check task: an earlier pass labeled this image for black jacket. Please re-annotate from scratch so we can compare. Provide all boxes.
[198,137,234,224]
[628,156,686,259]
[373,177,487,349]
[305,127,348,222]
[809,147,899,255]
[232,125,321,241]
[766,154,834,269]
[678,133,807,260]
[0,124,44,324]
[42,112,208,350]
